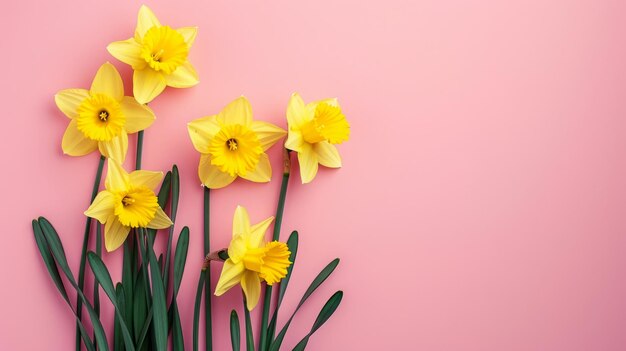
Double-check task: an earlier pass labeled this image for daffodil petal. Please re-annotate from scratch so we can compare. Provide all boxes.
[249,216,274,248]
[62,119,98,156]
[104,215,131,252]
[314,141,342,168]
[285,129,304,153]
[297,143,319,184]
[219,96,252,126]
[287,93,311,128]
[250,121,287,151]
[135,5,161,40]
[84,191,115,224]
[98,130,128,162]
[165,61,199,88]
[147,206,173,229]
[241,271,261,311]
[129,170,163,189]
[107,38,147,70]
[90,62,124,101]
[133,69,166,104]
[177,27,198,46]
[55,89,89,119]
[228,234,247,263]
[120,97,155,133]
[198,154,237,189]
[233,206,251,237]
[188,115,220,154]
[214,260,245,296]
[105,158,130,190]
[239,153,271,183]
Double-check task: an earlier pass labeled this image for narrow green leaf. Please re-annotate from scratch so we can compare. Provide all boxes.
[172,301,185,351]
[157,171,172,209]
[114,283,126,351]
[269,258,340,351]
[147,236,168,351]
[133,264,148,341]
[173,227,190,297]
[291,291,343,351]
[87,251,136,351]
[122,239,135,334]
[230,310,241,351]
[32,220,96,351]
[38,217,109,351]
[164,166,179,286]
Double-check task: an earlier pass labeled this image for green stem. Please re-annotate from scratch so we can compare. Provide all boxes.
[75,155,105,351]
[136,130,144,170]
[258,159,291,351]
[204,187,212,351]
[92,221,102,348]
[193,271,206,351]
[244,296,255,351]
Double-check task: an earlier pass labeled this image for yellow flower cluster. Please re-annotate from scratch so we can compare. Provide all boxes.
[55,5,351,310]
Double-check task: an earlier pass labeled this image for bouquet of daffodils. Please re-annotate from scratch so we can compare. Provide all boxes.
[33,5,350,351]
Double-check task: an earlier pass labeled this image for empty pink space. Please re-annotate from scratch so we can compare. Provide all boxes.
[2,0,626,349]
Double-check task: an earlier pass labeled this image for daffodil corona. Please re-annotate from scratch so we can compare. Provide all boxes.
[284,93,351,184]
[214,206,291,310]
[84,159,172,252]
[187,96,287,189]
[55,62,156,161]
[107,5,199,104]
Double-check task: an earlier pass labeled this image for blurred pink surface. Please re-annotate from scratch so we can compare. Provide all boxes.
[2,0,626,350]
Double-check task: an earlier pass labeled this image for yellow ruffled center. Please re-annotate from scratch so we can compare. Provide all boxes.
[242,241,291,285]
[113,186,159,227]
[300,103,350,144]
[140,25,189,74]
[208,124,263,177]
[76,93,125,141]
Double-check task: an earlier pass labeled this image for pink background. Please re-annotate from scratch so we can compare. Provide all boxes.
[2,0,626,350]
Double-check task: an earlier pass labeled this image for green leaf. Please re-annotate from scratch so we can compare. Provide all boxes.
[291,291,343,351]
[172,301,185,351]
[164,165,179,286]
[32,220,96,351]
[37,217,109,351]
[87,251,136,351]
[147,236,168,351]
[267,231,299,342]
[269,258,340,351]
[133,264,148,341]
[157,171,172,208]
[173,227,189,297]
[114,283,126,351]
[230,310,241,351]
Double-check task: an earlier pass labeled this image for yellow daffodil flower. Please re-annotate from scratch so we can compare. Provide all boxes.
[284,93,350,184]
[187,96,287,189]
[55,62,155,162]
[215,206,291,311]
[84,159,172,252]
[107,5,199,104]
